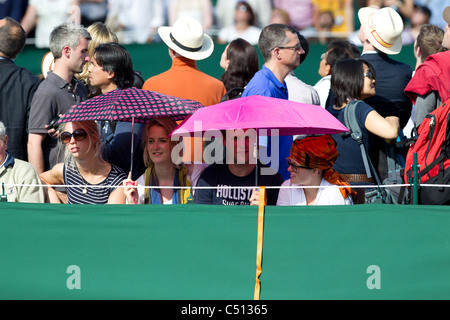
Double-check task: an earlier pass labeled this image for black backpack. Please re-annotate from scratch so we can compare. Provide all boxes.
[342,101,407,204]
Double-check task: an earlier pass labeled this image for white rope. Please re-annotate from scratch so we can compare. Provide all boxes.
[2,183,450,190]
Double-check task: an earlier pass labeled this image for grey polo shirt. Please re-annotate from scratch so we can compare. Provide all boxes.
[28,71,88,171]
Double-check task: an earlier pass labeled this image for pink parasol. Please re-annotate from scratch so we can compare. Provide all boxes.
[171,95,348,136]
[170,95,348,186]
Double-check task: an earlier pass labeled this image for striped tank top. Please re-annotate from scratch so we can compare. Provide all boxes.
[63,161,127,204]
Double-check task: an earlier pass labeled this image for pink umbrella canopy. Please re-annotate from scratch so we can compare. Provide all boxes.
[57,87,204,124]
[171,95,348,137]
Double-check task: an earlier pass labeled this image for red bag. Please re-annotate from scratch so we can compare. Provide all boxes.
[404,99,450,205]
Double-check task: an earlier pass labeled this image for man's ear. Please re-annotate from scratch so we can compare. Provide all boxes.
[62,46,72,59]
[273,47,282,60]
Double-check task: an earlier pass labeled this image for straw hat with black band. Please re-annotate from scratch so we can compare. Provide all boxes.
[158,16,214,61]
[358,6,404,55]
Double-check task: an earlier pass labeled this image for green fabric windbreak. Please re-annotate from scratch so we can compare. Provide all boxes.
[1,203,449,299]
[262,205,450,300]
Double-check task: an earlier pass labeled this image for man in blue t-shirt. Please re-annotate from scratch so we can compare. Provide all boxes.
[242,23,304,181]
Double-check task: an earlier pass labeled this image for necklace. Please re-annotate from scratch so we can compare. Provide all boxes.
[77,162,101,195]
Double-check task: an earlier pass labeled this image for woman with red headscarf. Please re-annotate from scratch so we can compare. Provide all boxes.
[276,135,355,206]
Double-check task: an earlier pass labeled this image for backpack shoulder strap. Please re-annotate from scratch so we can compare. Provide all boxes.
[343,101,364,143]
[343,101,374,179]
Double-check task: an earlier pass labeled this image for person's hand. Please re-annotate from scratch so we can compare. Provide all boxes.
[45,113,63,139]
[123,172,138,204]
[249,188,260,206]
[45,125,59,139]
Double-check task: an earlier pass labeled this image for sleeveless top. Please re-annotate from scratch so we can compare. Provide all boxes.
[63,160,127,204]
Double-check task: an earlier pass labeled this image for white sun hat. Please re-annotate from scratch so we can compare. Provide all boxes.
[358,6,404,55]
[158,16,214,61]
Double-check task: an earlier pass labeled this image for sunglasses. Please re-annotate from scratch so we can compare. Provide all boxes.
[60,129,88,144]
[364,70,375,80]
[287,158,310,172]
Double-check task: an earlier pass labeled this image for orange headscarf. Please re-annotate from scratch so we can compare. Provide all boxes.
[288,135,356,200]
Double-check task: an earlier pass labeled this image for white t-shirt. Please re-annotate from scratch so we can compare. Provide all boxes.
[29,0,75,48]
[276,178,353,206]
[313,75,331,109]
[218,26,262,45]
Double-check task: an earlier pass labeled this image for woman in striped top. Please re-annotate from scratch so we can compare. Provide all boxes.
[40,120,127,204]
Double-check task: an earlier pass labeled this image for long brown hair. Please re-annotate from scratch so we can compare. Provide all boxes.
[220,38,259,99]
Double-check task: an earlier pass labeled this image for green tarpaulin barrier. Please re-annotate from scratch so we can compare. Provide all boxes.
[1,203,449,299]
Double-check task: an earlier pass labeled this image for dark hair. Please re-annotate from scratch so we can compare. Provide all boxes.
[325,40,361,69]
[220,38,259,99]
[297,32,309,64]
[331,58,376,107]
[414,5,432,19]
[258,23,298,62]
[0,17,26,59]
[93,42,134,89]
[235,1,256,26]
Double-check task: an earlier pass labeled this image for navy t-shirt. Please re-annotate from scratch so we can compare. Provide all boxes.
[328,101,374,174]
[194,163,284,206]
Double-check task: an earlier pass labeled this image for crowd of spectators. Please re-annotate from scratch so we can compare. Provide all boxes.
[1,1,449,206]
[2,0,448,46]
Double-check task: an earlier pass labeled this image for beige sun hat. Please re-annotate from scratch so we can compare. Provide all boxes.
[158,16,214,61]
[443,7,450,25]
[41,51,55,78]
[358,6,404,55]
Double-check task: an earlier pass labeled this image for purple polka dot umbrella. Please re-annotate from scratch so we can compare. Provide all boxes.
[57,87,204,124]
[56,87,204,179]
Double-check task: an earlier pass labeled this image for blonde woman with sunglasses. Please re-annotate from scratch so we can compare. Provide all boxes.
[40,120,127,204]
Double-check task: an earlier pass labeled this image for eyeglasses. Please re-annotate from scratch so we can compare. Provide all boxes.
[287,158,310,172]
[237,4,248,11]
[277,44,302,52]
[364,70,374,80]
[320,52,326,60]
[60,129,88,144]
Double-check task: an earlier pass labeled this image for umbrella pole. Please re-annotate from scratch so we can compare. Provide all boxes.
[255,129,259,187]
[130,116,135,177]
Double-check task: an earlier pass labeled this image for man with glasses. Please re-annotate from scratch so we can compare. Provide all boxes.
[242,23,304,181]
